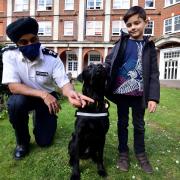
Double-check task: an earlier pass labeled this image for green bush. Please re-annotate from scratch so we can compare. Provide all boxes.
[0,45,11,112]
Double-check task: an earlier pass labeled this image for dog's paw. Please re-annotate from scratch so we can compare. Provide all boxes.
[98,169,107,177]
[70,173,80,180]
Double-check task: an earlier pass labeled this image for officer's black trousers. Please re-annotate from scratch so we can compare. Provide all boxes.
[7,92,58,147]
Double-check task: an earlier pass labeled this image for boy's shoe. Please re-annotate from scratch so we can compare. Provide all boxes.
[117,152,129,171]
[136,153,153,174]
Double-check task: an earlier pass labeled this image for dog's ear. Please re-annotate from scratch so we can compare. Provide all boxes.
[77,73,83,82]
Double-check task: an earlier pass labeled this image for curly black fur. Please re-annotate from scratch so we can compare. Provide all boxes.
[68,64,110,180]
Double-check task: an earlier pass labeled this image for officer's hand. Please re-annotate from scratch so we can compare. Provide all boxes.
[67,90,94,108]
[42,93,60,114]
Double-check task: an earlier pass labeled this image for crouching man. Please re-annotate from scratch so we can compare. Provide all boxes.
[2,17,94,160]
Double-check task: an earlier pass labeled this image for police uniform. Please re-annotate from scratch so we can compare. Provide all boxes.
[2,46,69,91]
[2,45,70,147]
[2,17,70,149]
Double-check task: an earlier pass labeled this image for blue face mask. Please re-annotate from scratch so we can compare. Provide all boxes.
[19,42,41,61]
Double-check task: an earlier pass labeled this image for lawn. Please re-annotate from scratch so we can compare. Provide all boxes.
[0,84,179,180]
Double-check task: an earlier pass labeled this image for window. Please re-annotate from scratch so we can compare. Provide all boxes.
[37,0,52,11]
[113,0,130,9]
[0,22,3,36]
[164,15,180,34]
[86,21,102,36]
[112,21,128,36]
[38,21,52,36]
[165,0,180,6]
[164,50,180,80]
[87,0,103,10]
[65,0,74,10]
[174,15,180,31]
[67,53,78,71]
[145,0,155,8]
[14,0,28,11]
[88,52,101,64]
[164,18,172,33]
[144,21,154,35]
[132,0,139,6]
[64,21,73,36]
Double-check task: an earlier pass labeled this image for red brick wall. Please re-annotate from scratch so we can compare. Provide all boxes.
[0,0,179,43]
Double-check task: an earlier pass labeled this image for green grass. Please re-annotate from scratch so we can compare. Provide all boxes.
[0,84,180,180]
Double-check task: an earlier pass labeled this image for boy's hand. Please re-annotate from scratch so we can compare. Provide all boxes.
[148,101,157,113]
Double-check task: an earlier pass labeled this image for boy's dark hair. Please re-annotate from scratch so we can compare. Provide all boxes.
[123,6,146,23]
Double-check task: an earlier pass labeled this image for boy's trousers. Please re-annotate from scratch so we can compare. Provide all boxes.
[7,92,58,147]
[116,95,145,154]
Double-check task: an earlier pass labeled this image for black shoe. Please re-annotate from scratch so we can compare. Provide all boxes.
[13,145,29,160]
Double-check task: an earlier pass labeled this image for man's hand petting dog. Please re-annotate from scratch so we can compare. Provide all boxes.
[67,90,94,108]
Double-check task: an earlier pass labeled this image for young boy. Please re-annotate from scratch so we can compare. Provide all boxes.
[104,6,160,173]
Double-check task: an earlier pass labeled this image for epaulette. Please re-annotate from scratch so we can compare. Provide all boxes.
[1,45,18,53]
[42,48,58,58]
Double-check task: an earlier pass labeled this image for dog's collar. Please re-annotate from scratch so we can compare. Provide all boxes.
[75,111,109,117]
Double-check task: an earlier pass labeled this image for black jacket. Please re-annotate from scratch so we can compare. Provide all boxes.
[104,32,160,108]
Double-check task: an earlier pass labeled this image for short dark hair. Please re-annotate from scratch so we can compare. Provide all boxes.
[123,6,146,23]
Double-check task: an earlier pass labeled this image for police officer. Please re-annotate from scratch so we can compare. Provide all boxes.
[2,17,94,160]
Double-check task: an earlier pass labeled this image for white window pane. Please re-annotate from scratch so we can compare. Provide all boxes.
[112,20,127,35]
[86,21,102,35]
[95,21,102,35]
[87,0,102,9]
[65,0,74,10]
[38,21,52,36]
[86,21,95,35]
[174,15,180,31]
[132,0,138,6]
[113,0,130,9]
[14,0,28,11]
[37,0,52,10]
[64,21,73,36]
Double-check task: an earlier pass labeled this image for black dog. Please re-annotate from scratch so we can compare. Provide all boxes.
[68,63,110,180]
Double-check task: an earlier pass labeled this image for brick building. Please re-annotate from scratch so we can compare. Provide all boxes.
[0,0,179,79]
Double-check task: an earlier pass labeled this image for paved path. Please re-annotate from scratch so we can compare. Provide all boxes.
[160,80,180,89]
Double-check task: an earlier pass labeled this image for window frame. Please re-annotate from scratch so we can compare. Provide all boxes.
[144,20,154,36]
[87,0,103,10]
[64,21,74,36]
[86,21,103,36]
[112,20,128,36]
[14,0,29,12]
[145,0,155,9]
[37,0,53,11]
[64,0,74,10]
[164,0,180,7]
[66,51,78,72]
[164,15,180,34]
[112,0,130,9]
[88,51,101,65]
[38,21,52,36]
